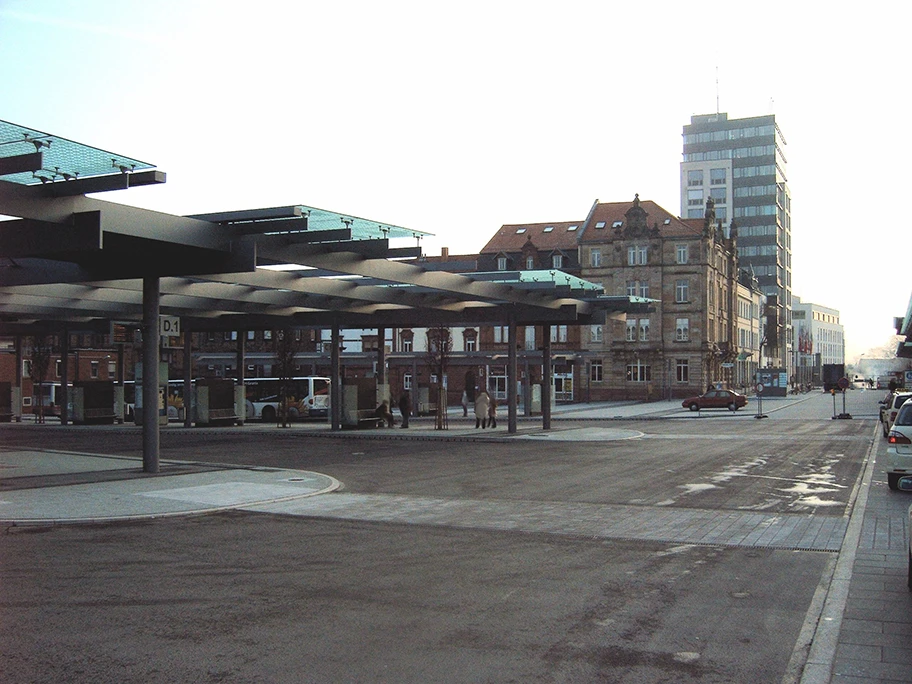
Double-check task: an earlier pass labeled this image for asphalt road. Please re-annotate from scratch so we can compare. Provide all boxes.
[0,390,883,683]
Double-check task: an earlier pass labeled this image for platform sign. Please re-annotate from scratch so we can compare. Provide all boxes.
[159,316,180,337]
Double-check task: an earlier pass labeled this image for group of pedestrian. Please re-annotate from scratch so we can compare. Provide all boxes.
[472,387,497,429]
[374,391,412,429]
[377,387,498,429]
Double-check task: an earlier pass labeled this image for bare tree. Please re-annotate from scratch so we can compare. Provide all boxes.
[29,334,55,424]
[273,328,296,428]
[425,326,452,430]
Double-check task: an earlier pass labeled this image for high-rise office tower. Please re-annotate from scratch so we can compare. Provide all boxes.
[680,112,792,371]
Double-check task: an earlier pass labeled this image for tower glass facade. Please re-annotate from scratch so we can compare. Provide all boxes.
[681,112,792,370]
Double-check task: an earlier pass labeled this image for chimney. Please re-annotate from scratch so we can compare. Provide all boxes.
[441,247,449,261]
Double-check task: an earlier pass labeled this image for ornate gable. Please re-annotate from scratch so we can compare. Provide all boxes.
[620,194,660,238]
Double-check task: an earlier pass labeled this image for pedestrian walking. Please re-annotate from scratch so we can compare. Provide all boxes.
[488,394,497,429]
[474,388,490,429]
[461,390,468,417]
[398,391,411,428]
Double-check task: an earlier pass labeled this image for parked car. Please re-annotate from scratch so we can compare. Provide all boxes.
[681,389,747,412]
[880,391,912,437]
[885,402,912,490]
[908,503,911,591]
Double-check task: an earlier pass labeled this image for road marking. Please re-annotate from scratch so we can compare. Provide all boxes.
[250,493,848,551]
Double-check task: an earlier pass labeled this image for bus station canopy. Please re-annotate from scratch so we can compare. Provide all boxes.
[0,119,652,335]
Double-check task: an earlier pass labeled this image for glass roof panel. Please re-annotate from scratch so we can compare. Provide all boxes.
[0,119,154,186]
[477,270,604,292]
[299,204,432,240]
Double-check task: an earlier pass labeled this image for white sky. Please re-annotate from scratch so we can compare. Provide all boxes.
[2,1,909,361]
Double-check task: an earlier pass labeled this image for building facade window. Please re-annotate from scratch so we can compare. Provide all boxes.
[676,244,688,264]
[550,325,568,343]
[627,245,647,265]
[402,338,413,352]
[676,359,689,383]
[497,256,507,271]
[676,318,690,341]
[590,324,602,343]
[526,256,535,269]
[639,319,649,341]
[493,326,508,344]
[590,359,603,382]
[90,361,99,378]
[710,167,727,185]
[552,254,563,269]
[687,169,703,186]
[590,248,601,268]
[403,373,412,390]
[627,280,649,298]
[626,364,651,382]
[675,279,689,303]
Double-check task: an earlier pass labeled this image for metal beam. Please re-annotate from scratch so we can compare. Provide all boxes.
[0,151,42,176]
[0,212,101,259]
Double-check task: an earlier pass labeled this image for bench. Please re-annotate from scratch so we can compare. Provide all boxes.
[356,409,385,429]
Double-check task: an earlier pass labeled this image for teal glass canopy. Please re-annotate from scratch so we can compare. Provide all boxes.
[0,119,154,185]
[297,204,431,241]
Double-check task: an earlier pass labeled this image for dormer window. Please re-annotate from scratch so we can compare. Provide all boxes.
[552,254,563,269]
[497,256,508,271]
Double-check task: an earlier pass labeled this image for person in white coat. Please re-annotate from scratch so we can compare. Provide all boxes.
[474,388,490,429]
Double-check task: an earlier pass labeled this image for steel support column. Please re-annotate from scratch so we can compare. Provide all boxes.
[507,314,517,434]
[59,327,68,426]
[542,325,552,430]
[331,320,341,431]
[142,276,160,473]
[236,330,245,424]
[183,330,193,428]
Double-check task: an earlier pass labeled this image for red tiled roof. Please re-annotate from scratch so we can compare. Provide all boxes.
[579,199,702,241]
[480,220,583,254]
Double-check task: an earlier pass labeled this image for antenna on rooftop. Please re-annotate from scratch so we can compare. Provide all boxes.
[715,66,720,114]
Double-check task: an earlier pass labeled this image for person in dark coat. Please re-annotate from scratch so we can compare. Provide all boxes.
[488,394,497,429]
[398,391,411,428]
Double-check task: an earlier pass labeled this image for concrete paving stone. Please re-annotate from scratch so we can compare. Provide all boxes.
[883,646,912,665]
[836,643,883,662]
[840,618,886,634]
[838,630,912,648]
[833,659,912,681]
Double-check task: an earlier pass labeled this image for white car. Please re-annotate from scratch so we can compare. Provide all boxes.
[880,391,912,438]
[885,402,912,490]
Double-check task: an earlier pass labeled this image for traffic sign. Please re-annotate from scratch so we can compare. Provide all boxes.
[756,383,764,393]
[837,377,849,390]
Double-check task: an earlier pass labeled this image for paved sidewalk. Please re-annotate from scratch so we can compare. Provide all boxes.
[0,449,340,524]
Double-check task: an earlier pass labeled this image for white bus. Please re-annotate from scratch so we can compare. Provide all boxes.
[243,376,331,422]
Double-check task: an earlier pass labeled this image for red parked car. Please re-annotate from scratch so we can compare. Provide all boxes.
[682,389,747,412]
